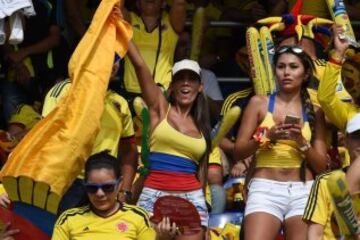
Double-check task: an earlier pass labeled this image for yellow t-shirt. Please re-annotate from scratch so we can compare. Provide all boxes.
[318,62,359,132]
[288,0,330,18]
[303,171,341,240]
[42,80,135,158]
[9,104,41,130]
[52,204,156,240]
[124,12,179,93]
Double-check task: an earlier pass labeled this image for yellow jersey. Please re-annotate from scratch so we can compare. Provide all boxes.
[52,204,156,240]
[9,104,41,130]
[303,171,342,240]
[124,12,179,93]
[318,62,359,132]
[42,80,135,158]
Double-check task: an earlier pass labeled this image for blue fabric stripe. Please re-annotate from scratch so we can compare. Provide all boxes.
[13,202,56,236]
[149,152,198,174]
[268,93,275,113]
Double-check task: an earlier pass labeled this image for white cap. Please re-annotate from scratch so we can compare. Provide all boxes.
[172,59,201,77]
[346,113,360,133]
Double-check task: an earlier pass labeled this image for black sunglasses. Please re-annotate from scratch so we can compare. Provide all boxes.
[276,45,304,54]
[84,180,119,194]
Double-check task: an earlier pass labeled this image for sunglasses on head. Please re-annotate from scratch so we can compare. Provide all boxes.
[84,180,119,194]
[277,45,304,54]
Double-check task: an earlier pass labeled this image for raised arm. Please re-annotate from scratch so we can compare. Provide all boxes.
[317,25,353,131]
[169,0,186,33]
[126,41,167,115]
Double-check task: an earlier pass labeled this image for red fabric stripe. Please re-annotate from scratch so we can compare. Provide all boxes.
[145,170,201,191]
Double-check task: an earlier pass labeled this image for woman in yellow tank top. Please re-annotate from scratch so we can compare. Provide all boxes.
[234,46,328,240]
[127,40,211,240]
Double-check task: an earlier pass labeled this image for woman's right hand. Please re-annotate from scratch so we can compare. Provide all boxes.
[332,24,350,58]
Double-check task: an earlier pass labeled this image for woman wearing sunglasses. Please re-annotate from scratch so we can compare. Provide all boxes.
[234,45,327,240]
[52,151,159,240]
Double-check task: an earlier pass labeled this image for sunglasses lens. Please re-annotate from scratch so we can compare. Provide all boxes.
[85,185,98,194]
[101,183,116,193]
[84,182,117,194]
[277,46,304,54]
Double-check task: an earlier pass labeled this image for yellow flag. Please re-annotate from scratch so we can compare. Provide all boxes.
[0,0,132,214]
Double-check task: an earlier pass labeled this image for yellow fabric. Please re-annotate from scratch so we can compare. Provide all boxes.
[9,104,41,130]
[0,184,5,195]
[52,204,155,240]
[339,146,350,168]
[209,147,222,165]
[150,106,206,162]
[42,79,71,117]
[256,111,311,168]
[43,81,135,157]
[318,62,359,132]
[342,57,360,100]
[303,171,339,240]
[288,0,330,18]
[42,81,134,179]
[124,12,178,93]
[314,59,352,102]
[0,0,132,210]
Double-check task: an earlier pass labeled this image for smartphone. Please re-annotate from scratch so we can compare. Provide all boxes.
[284,115,301,125]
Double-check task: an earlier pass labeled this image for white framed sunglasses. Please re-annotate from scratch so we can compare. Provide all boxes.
[276,45,304,54]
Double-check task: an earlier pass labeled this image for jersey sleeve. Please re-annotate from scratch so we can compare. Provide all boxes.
[318,62,358,131]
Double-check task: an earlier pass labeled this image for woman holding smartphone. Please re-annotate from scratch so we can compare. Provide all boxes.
[234,45,327,240]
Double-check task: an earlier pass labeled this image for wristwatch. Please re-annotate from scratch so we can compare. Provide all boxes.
[299,142,311,153]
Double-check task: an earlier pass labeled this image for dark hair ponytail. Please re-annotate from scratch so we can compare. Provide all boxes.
[299,54,316,181]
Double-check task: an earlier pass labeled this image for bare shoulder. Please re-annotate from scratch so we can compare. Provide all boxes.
[247,95,268,111]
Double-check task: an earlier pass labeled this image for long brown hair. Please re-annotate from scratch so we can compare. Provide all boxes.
[273,46,316,180]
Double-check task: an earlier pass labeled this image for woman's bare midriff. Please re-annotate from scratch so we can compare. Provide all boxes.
[252,167,314,182]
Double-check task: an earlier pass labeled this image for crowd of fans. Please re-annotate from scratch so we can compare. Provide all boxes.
[1,0,360,239]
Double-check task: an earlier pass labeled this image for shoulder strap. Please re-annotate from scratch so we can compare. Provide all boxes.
[268,93,276,113]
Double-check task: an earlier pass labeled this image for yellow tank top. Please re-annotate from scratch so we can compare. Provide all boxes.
[150,105,206,162]
[124,12,179,93]
[256,94,312,168]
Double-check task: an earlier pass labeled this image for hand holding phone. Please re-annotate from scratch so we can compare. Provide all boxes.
[284,115,301,125]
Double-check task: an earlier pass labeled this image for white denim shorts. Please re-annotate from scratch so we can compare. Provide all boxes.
[137,187,209,227]
[245,178,314,221]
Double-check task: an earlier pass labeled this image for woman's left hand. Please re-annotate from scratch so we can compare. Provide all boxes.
[285,124,307,146]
